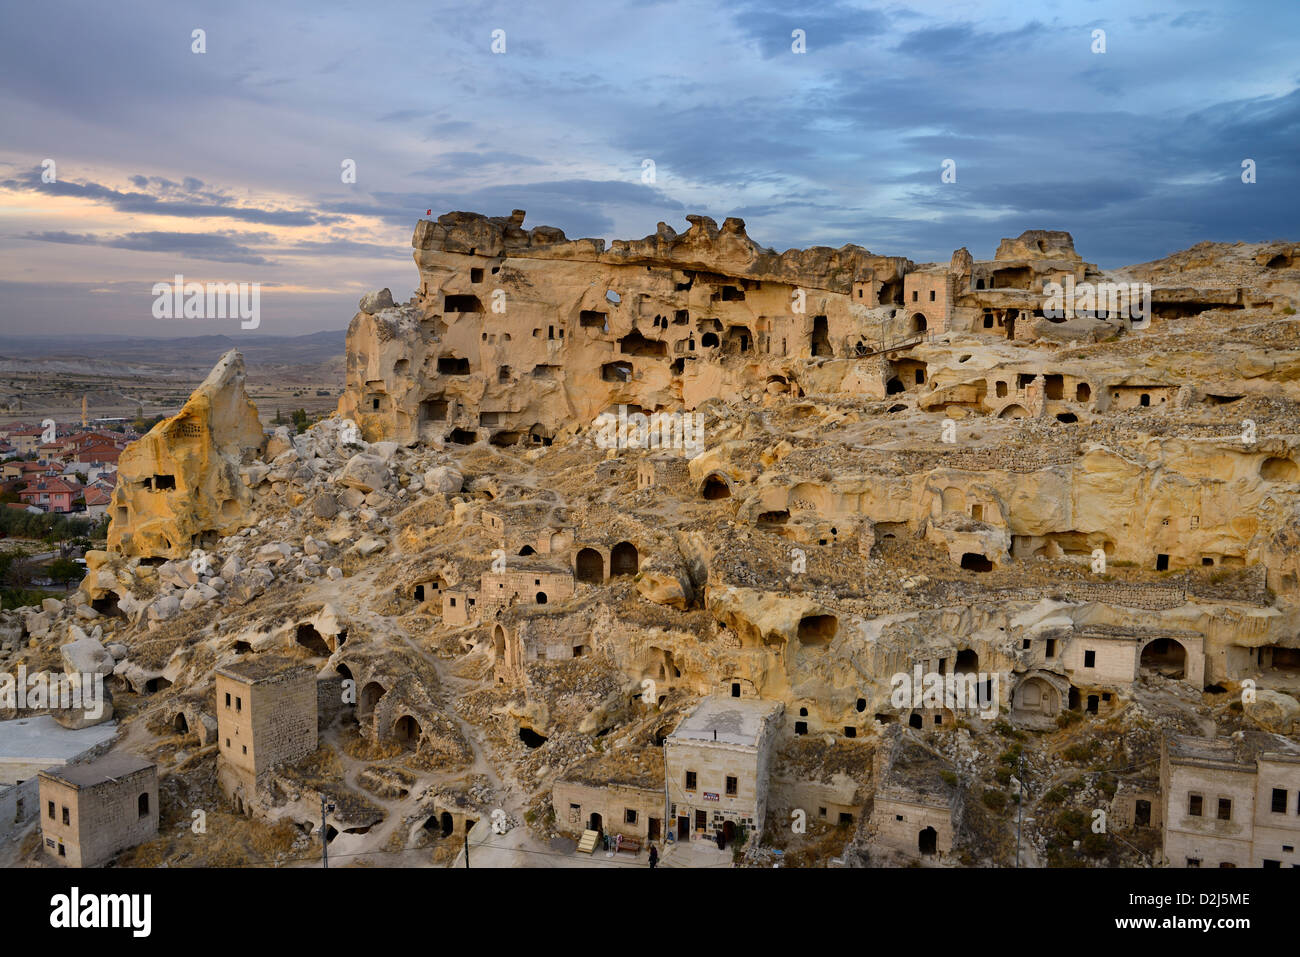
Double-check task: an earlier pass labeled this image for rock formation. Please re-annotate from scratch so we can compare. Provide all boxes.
[107,349,265,559]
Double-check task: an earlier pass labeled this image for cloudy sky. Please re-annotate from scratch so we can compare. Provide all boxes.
[1,0,1296,337]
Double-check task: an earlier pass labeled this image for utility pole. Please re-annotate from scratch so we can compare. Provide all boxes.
[321,797,333,869]
[1015,755,1025,868]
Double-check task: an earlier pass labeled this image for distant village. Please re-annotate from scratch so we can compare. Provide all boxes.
[0,410,138,522]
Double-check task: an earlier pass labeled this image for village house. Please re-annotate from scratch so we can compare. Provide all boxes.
[82,485,113,519]
[552,747,666,847]
[37,753,158,867]
[7,426,47,456]
[19,476,81,513]
[214,658,318,814]
[71,436,124,466]
[862,726,961,864]
[1160,731,1300,868]
[663,696,784,848]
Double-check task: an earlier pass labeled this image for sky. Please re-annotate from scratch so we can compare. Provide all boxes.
[0,0,1297,338]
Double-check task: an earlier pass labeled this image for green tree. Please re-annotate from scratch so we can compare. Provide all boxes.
[4,555,34,588]
[48,557,83,590]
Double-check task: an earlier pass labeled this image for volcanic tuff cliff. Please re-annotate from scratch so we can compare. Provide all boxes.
[4,212,1298,868]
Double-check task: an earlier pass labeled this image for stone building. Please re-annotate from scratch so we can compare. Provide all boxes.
[862,727,961,864]
[441,588,478,626]
[552,747,666,844]
[637,453,691,490]
[1160,731,1300,868]
[215,658,318,813]
[663,696,784,847]
[38,753,157,867]
[477,566,574,616]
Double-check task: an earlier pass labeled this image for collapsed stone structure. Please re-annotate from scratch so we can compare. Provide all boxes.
[4,212,1299,868]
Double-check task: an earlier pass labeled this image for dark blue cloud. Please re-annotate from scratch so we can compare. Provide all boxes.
[24,230,276,265]
[4,169,343,227]
[0,0,1296,334]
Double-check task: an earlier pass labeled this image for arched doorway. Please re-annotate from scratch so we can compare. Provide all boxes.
[588,812,603,834]
[701,474,731,499]
[575,547,604,583]
[358,681,385,720]
[394,714,421,748]
[721,820,736,850]
[918,826,937,856]
[610,541,639,576]
[295,623,331,656]
[1140,638,1186,678]
[1013,677,1059,717]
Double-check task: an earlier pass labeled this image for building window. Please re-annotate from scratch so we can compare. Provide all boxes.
[685,771,697,791]
[138,793,149,818]
[225,692,231,708]
[225,738,231,748]
[62,806,69,826]
[1273,788,1288,813]
[1188,794,1203,816]
[1217,798,1232,821]
[1084,650,1096,668]
[235,696,242,712]
[929,290,936,302]
[625,809,637,825]
[726,776,737,796]
[242,745,247,755]
[57,844,65,857]
[47,801,54,820]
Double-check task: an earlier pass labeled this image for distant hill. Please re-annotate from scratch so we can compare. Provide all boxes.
[0,330,347,369]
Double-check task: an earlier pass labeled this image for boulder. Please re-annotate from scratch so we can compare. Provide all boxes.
[359,288,394,314]
[1244,689,1300,734]
[339,453,389,494]
[423,466,464,494]
[60,635,116,675]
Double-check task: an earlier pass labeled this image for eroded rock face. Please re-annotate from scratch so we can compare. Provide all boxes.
[108,349,265,559]
[339,210,914,447]
[11,211,1300,870]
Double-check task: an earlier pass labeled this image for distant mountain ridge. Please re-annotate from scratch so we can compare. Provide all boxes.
[0,330,347,367]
